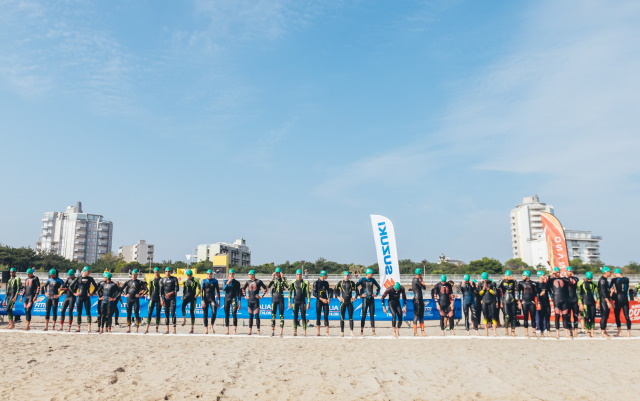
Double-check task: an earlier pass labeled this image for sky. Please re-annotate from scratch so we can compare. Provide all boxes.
[1,0,639,266]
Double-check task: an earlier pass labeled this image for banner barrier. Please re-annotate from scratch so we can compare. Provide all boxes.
[0,295,462,322]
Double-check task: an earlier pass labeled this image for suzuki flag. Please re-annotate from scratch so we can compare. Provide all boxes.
[540,212,570,270]
[370,215,401,290]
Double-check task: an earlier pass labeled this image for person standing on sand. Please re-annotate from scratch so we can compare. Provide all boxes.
[43,269,64,331]
[3,268,21,329]
[313,270,331,337]
[144,267,162,334]
[357,268,381,336]
[98,272,120,334]
[577,271,599,338]
[268,267,289,337]
[382,282,407,338]
[181,269,201,334]
[412,269,428,337]
[535,271,551,337]
[459,274,479,336]
[289,269,311,337]
[60,270,78,332]
[201,269,220,334]
[478,272,498,337]
[433,275,455,336]
[517,271,537,338]
[497,271,518,337]
[21,268,40,331]
[565,267,580,332]
[160,267,180,334]
[74,267,98,333]
[242,270,267,336]
[222,269,242,335]
[121,269,147,333]
[548,267,573,339]
[335,271,358,337]
[610,268,632,337]
[598,266,613,338]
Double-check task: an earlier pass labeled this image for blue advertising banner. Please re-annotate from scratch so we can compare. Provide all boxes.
[0,295,461,321]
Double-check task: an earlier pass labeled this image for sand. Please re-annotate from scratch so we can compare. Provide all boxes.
[0,317,639,401]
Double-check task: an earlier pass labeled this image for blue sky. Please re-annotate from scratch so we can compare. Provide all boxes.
[1,0,639,266]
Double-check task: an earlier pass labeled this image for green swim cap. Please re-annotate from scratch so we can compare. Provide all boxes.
[10,267,16,272]
[185,269,193,276]
[440,274,447,282]
[275,267,282,273]
[68,269,75,276]
[206,269,213,274]
[415,268,423,275]
[614,268,621,274]
[249,270,256,275]
[319,270,327,276]
[481,272,488,280]
[366,268,374,275]
[131,269,138,274]
[504,270,512,276]
[343,271,350,276]
[472,279,477,283]
[49,269,56,275]
[103,272,112,279]
[165,267,171,272]
[26,268,34,274]
[83,266,90,272]
[463,274,470,281]
[153,267,160,272]
[566,266,573,272]
[553,267,560,272]
[393,282,401,290]
[537,271,545,277]
[296,269,303,274]
[523,270,531,277]
[585,271,593,279]
[229,269,235,274]
[601,266,611,273]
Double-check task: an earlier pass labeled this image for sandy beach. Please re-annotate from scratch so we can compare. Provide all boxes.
[1,317,639,401]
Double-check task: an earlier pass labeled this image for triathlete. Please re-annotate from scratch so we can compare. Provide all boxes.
[335,271,358,337]
[21,268,41,331]
[3,268,21,329]
[144,267,163,334]
[121,269,147,333]
[313,270,331,337]
[43,269,64,331]
[565,266,580,332]
[60,269,79,332]
[577,271,599,337]
[181,269,201,334]
[433,275,455,336]
[242,270,267,335]
[381,282,407,338]
[536,271,551,337]
[412,269,428,336]
[289,269,311,337]
[94,274,107,331]
[610,268,631,337]
[75,266,98,333]
[201,269,220,334]
[598,266,613,338]
[548,267,572,338]
[222,269,242,335]
[268,267,289,337]
[357,268,381,336]
[459,274,479,336]
[517,270,538,338]
[478,272,498,336]
[98,272,121,334]
[160,267,180,334]
[498,270,518,337]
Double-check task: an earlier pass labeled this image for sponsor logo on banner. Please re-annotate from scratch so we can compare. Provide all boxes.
[540,212,570,270]
[370,215,401,289]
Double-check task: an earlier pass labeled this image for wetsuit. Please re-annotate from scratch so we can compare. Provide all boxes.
[335,280,357,332]
[242,279,267,330]
[498,278,518,330]
[75,275,98,325]
[146,277,162,326]
[478,280,498,325]
[201,278,220,327]
[577,279,598,330]
[160,276,180,326]
[44,276,64,322]
[22,276,41,323]
[182,278,201,325]
[433,281,455,330]
[313,279,330,327]
[122,278,146,327]
[100,281,121,329]
[222,279,242,327]
[536,278,551,333]
[95,280,106,326]
[459,281,479,331]
[548,276,571,330]
[268,277,289,329]
[412,277,427,325]
[381,286,407,328]
[357,277,381,330]
[567,276,580,330]
[289,279,311,331]
[517,280,537,329]
[61,276,79,323]
[610,276,631,330]
[5,276,21,322]
[598,276,611,331]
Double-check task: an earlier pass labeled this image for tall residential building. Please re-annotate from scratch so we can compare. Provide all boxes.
[36,202,113,265]
[565,230,602,264]
[118,240,154,264]
[196,238,251,267]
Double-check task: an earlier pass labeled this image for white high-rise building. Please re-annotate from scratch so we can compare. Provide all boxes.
[196,238,251,267]
[565,230,602,264]
[36,202,113,265]
[118,240,154,264]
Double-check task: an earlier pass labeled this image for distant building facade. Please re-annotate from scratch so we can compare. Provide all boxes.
[118,240,154,264]
[565,230,602,264]
[36,202,113,265]
[196,238,251,268]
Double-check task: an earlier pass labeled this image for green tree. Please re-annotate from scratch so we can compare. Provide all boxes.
[467,257,503,274]
[91,252,122,272]
[504,258,529,272]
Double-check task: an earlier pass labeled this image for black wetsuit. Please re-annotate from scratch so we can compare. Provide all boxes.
[357,277,381,330]
[518,280,537,329]
[548,276,571,330]
[536,278,551,332]
[5,276,21,322]
[182,278,200,325]
[459,281,479,331]
[289,279,311,331]
[44,277,64,321]
[222,279,241,327]
[243,279,267,330]
[75,275,98,325]
[498,278,518,330]
[122,279,146,327]
[382,286,406,328]
[412,277,427,325]
[478,280,498,325]
[567,276,580,330]
[335,280,357,332]
[201,278,220,327]
[313,279,330,327]
[61,276,79,323]
[95,280,106,326]
[433,282,454,331]
[100,281,121,329]
[611,277,631,330]
[598,276,611,331]
[160,276,180,326]
[146,277,162,326]
[578,279,598,330]
[268,277,288,329]
[22,276,41,322]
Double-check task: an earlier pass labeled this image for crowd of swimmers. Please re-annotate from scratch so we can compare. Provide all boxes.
[1,265,636,338]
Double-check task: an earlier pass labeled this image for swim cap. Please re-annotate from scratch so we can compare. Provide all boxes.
[566,266,573,272]
[343,271,350,276]
[366,268,374,275]
[229,269,235,274]
[49,269,56,275]
[553,267,560,272]
[481,272,488,280]
[522,270,531,277]
[26,268,34,274]
[440,274,447,282]
[206,269,213,274]
[83,266,90,272]
[165,267,171,272]
[103,272,112,279]
[472,279,477,283]
[601,266,611,273]
[319,270,327,276]
[614,268,621,274]
[505,270,512,276]
[585,271,593,279]
[393,282,401,290]
[10,267,16,272]
[537,271,545,277]
[185,269,193,276]
[296,269,303,274]
[415,268,423,275]
[68,269,75,276]
[131,269,138,274]
[275,267,282,273]
[153,267,160,272]
[463,274,470,281]
[249,270,256,275]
